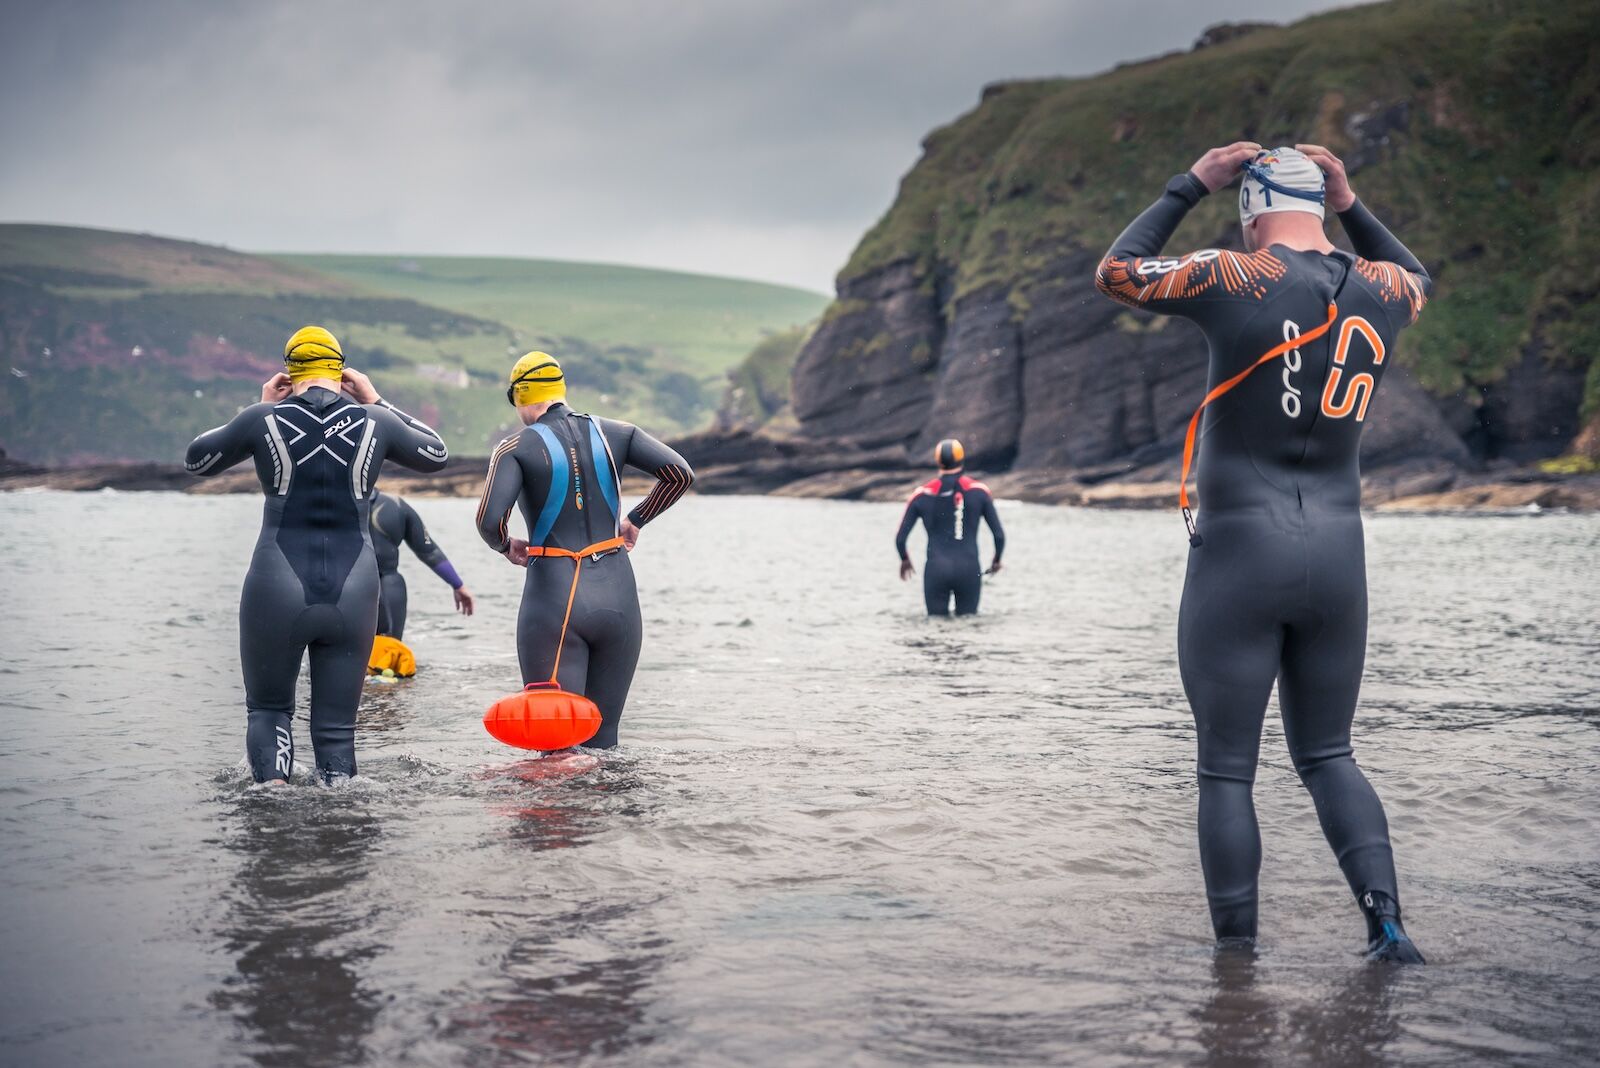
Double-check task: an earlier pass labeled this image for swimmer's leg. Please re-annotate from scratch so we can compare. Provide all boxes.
[1281,554,1415,958]
[1179,557,1282,942]
[923,561,953,617]
[306,633,368,782]
[240,595,303,784]
[581,605,643,750]
[952,565,982,616]
[377,571,408,639]
[305,572,379,783]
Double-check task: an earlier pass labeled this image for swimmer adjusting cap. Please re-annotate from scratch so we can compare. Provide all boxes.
[936,438,965,471]
[507,351,566,406]
[1239,147,1326,225]
[283,325,344,382]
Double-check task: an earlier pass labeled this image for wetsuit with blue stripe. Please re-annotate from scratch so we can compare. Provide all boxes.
[186,388,449,782]
[369,491,462,639]
[1095,172,1431,947]
[896,473,1005,616]
[475,403,693,748]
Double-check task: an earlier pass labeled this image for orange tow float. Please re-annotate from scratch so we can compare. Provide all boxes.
[482,537,624,750]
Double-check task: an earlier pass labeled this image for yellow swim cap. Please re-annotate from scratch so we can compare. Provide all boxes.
[284,325,344,383]
[506,351,566,406]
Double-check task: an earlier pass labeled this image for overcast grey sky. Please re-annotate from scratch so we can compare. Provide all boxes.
[1,0,1344,292]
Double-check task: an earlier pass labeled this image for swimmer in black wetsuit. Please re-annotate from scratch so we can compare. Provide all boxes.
[1095,143,1430,962]
[475,351,694,749]
[369,491,474,639]
[186,326,449,784]
[895,438,1005,617]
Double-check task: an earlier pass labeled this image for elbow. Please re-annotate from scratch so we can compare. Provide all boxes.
[679,462,696,489]
[1093,256,1130,303]
[414,441,449,472]
[183,441,221,477]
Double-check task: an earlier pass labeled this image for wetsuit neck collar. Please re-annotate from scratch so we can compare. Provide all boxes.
[537,402,570,423]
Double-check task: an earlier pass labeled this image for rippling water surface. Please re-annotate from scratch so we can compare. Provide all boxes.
[1,491,1597,1067]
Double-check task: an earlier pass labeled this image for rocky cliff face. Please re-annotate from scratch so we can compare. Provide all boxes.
[788,0,1600,479]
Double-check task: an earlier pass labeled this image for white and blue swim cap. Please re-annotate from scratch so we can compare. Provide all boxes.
[1239,147,1326,225]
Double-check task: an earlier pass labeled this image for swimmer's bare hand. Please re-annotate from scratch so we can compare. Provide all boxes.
[986,559,1003,576]
[899,560,915,581]
[1295,144,1356,212]
[504,538,531,566]
[1191,141,1264,193]
[620,518,641,551]
[261,373,292,403]
[454,587,475,615]
[341,368,381,404]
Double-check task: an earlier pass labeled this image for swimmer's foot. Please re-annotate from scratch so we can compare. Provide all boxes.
[1360,890,1425,964]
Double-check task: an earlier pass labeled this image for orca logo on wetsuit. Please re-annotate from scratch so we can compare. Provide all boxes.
[1281,320,1304,419]
[1136,248,1222,276]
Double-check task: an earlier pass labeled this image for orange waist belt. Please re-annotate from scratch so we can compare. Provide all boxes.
[483,535,625,751]
[526,535,626,683]
[1178,302,1339,547]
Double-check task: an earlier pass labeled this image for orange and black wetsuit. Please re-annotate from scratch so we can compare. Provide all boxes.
[1095,172,1430,946]
[475,403,693,748]
[896,473,1005,616]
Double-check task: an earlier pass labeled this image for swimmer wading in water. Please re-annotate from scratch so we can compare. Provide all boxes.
[186,326,449,784]
[475,351,694,749]
[369,490,474,640]
[1095,143,1431,962]
[895,438,1005,617]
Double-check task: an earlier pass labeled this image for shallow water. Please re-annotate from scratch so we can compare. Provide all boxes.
[0,491,1596,1067]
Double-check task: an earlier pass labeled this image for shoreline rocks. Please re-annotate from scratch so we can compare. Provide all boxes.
[7,431,1597,513]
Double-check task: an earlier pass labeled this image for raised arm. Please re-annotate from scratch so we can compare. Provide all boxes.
[602,420,695,527]
[1298,143,1430,325]
[370,399,448,473]
[1095,142,1266,313]
[185,402,269,477]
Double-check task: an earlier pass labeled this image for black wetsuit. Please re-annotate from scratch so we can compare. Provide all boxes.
[1095,172,1430,940]
[369,491,462,639]
[186,389,448,782]
[475,403,693,749]
[895,473,1005,616]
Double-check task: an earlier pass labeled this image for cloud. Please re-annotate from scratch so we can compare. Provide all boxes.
[0,0,1343,291]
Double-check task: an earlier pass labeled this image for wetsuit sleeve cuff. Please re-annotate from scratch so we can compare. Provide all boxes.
[626,506,647,528]
[1169,171,1209,206]
[433,560,463,589]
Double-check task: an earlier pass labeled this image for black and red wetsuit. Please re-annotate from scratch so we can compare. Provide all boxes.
[1095,172,1431,944]
[895,473,1005,617]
